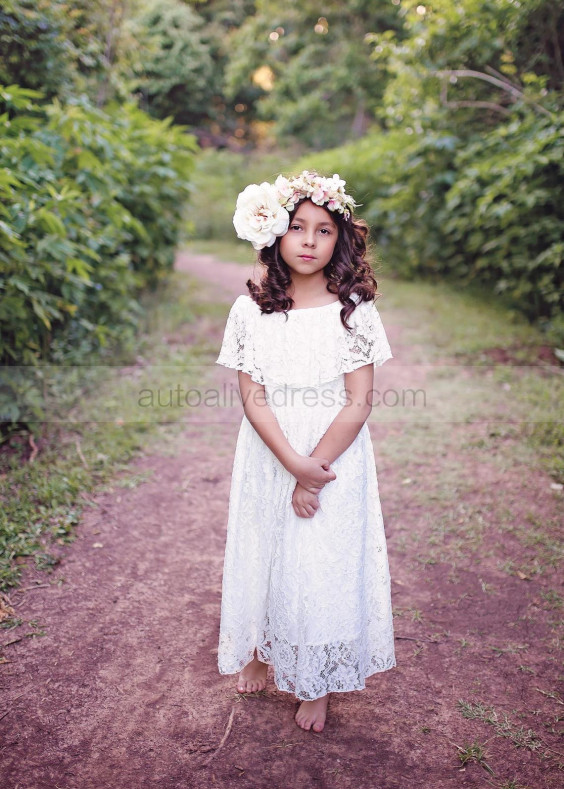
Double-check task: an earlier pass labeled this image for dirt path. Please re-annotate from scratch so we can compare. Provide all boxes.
[1,252,562,789]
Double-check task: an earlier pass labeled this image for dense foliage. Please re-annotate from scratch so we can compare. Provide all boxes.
[286,0,564,336]
[0,0,142,105]
[294,108,563,335]
[224,0,405,149]
[0,0,74,100]
[132,0,256,145]
[0,85,197,380]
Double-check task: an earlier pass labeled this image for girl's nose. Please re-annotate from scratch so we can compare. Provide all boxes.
[303,232,316,247]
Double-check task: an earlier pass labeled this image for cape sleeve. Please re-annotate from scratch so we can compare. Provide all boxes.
[215,295,265,384]
[341,298,393,372]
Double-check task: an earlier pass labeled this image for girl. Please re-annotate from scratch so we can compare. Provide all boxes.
[215,171,396,733]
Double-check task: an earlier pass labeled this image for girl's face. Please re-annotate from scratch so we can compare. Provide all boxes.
[279,200,338,279]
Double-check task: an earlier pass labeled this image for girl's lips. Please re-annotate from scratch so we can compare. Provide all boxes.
[299,254,316,260]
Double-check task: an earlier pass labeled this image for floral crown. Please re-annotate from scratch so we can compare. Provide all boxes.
[233,170,358,251]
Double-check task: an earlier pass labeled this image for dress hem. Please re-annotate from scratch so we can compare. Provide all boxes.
[274,660,397,701]
[218,655,397,701]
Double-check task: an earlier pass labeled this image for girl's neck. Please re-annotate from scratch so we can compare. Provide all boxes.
[288,275,335,308]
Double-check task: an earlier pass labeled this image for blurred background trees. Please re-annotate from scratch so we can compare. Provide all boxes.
[223,0,406,149]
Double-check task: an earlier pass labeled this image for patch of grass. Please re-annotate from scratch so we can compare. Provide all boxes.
[540,589,564,610]
[379,276,563,487]
[455,740,494,775]
[535,688,563,706]
[458,700,498,724]
[489,644,529,656]
[0,271,224,591]
[387,430,562,574]
[383,276,555,359]
[457,700,548,758]
[114,471,154,490]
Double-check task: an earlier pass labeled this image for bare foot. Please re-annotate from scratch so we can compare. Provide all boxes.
[295,694,329,732]
[236,649,268,693]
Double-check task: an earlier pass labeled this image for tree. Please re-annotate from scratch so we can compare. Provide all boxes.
[224,0,405,150]
[0,0,147,106]
[132,0,218,129]
[366,0,563,137]
[0,0,74,99]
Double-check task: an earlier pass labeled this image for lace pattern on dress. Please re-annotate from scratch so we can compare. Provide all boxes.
[215,295,266,384]
[215,294,393,388]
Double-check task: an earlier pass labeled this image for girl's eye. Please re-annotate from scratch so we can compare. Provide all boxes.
[290,225,332,234]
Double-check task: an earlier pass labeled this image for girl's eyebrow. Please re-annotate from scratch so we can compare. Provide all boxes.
[293,219,337,228]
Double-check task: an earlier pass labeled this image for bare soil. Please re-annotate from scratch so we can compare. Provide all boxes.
[0,252,562,790]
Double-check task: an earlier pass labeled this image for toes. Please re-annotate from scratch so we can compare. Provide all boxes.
[295,701,326,733]
[295,714,312,730]
[237,671,268,695]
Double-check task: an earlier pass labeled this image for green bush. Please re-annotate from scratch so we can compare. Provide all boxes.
[443,111,564,324]
[0,0,73,100]
[0,84,198,423]
[294,112,564,337]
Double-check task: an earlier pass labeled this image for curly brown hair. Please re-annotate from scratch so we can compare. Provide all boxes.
[246,197,381,332]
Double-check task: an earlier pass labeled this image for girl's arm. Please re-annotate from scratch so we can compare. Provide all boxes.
[291,364,374,518]
[309,363,375,465]
[237,371,336,491]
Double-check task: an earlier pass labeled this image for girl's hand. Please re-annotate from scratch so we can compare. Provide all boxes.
[291,455,336,493]
[292,482,321,519]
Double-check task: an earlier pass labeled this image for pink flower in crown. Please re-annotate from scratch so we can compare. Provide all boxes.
[329,174,347,193]
[292,172,310,195]
[287,189,303,206]
[274,174,293,202]
[311,185,329,205]
[309,176,327,205]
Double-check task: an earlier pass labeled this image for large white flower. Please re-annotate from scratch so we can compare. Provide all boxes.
[233,182,290,250]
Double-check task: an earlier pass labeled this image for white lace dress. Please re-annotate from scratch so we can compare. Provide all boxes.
[215,292,396,700]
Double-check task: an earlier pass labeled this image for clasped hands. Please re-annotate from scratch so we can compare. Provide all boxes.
[291,455,336,519]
